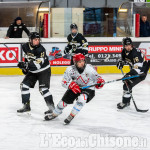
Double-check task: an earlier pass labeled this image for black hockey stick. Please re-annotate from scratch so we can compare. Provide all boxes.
[120,68,148,113]
[81,75,140,90]
[3,44,19,62]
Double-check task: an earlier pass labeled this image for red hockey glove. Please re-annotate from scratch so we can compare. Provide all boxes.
[95,77,105,89]
[69,81,81,94]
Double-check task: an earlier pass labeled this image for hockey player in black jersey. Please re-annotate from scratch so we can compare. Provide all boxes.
[64,23,88,65]
[17,32,54,114]
[117,37,148,109]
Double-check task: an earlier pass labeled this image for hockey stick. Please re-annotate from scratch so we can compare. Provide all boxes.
[3,44,19,62]
[81,75,140,90]
[3,44,31,73]
[120,68,148,113]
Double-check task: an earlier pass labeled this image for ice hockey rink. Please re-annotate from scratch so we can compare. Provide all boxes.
[0,74,150,150]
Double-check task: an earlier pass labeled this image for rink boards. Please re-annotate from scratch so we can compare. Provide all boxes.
[0,37,150,75]
[0,66,131,75]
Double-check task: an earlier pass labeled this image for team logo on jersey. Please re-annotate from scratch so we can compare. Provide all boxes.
[134,65,139,69]
[77,75,89,84]
[134,57,139,63]
[36,59,42,64]
[27,53,34,57]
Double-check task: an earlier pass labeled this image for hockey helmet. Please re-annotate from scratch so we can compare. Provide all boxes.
[73,53,85,63]
[122,37,133,46]
[70,23,78,30]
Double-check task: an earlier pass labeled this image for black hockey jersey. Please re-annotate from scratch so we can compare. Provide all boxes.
[66,33,88,55]
[6,22,30,38]
[22,43,50,73]
[121,47,145,74]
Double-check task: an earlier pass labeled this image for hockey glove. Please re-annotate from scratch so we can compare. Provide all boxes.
[69,81,81,94]
[95,77,105,89]
[28,60,41,71]
[117,60,125,69]
[18,62,26,69]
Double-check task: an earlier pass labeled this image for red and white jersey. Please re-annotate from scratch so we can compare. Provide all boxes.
[62,64,102,90]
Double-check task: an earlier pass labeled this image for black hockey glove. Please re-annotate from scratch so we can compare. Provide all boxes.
[117,60,125,69]
[18,62,26,69]
[28,60,42,71]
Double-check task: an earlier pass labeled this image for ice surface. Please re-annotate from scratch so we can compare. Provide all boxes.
[0,74,150,150]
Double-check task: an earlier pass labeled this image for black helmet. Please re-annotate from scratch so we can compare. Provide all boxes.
[122,37,132,46]
[29,32,40,40]
[70,23,78,30]
[29,32,40,48]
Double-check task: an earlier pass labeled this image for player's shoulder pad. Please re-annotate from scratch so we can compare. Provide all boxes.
[22,42,29,48]
[86,64,95,70]
[22,42,28,48]
[37,44,46,52]
[65,65,73,73]
[78,33,85,38]
[132,47,138,53]
[67,34,72,40]
[77,33,83,36]
[78,33,87,41]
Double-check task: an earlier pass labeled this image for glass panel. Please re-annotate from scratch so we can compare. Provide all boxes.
[117,2,132,37]
[83,8,118,37]
[0,1,41,38]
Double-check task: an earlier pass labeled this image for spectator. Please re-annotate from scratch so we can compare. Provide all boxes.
[5,17,30,39]
[140,15,150,37]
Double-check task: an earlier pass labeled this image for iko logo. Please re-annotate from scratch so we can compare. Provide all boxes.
[0,47,19,63]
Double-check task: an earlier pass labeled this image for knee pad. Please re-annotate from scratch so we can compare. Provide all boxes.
[20,83,29,89]
[70,94,87,116]
[123,90,131,98]
[77,94,87,105]
[53,100,67,116]
[39,88,51,97]
[20,83,30,95]
[57,100,67,109]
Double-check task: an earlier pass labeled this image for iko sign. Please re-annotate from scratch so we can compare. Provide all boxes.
[0,44,21,67]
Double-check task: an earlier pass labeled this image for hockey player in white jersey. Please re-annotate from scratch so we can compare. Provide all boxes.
[45,53,105,124]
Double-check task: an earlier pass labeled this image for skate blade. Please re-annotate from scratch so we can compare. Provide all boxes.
[63,122,69,125]
[17,111,31,117]
[117,106,132,112]
[44,114,56,121]
[63,121,70,125]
